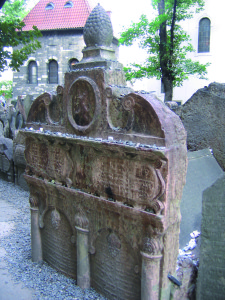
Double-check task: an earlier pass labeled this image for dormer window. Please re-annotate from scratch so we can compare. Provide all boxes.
[45,2,54,10]
[64,1,73,8]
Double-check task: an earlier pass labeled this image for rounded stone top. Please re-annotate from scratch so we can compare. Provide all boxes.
[83,4,113,47]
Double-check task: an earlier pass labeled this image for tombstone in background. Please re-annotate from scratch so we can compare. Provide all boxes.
[174,82,225,171]
[179,148,224,248]
[197,173,225,300]
[13,130,28,190]
[17,95,34,123]
[22,5,187,300]
[0,136,14,182]
[0,98,27,187]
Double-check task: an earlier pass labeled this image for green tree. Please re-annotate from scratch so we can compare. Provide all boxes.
[0,0,41,73]
[0,80,12,99]
[120,0,209,102]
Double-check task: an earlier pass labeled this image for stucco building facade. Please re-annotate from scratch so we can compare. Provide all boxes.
[121,0,225,104]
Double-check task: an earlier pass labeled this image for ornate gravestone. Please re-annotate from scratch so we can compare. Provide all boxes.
[22,5,187,300]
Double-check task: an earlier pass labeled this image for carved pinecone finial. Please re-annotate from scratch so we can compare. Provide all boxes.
[84,4,113,47]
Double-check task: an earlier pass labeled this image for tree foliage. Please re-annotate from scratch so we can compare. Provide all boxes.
[0,0,41,73]
[119,0,209,101]
[0,80,12,99]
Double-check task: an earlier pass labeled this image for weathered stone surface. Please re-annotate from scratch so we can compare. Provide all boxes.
[13,131,28,190]
[174,82,225,171]
[0,137,14,182]
[179,148,223,248]
[0,103,24,139]
[173,257,198,300]
[22,5,187,300]
[197,173,225,300]
[17,95,34,122]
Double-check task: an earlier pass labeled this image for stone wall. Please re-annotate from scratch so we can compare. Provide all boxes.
[13,29,119,101]
[13,29,85,100]
[174,82,225,171]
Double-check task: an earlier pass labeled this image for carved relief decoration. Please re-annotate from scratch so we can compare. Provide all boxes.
[107,91,165,137]
[106,88,134,131]
[51,208,61,230]
[26,87,63,125]
[68,77,101,133]
[107,232,121,258]
[29,195,39,207]
[75,205,89,230]
[142,236,163,256]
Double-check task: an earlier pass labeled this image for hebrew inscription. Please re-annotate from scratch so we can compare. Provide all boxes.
[93,157,163,206]
[25,140,73,182]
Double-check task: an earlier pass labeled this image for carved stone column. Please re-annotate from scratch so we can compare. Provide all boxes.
[141,237,163,300]
[29,196,42,262]
[75,212,90,289]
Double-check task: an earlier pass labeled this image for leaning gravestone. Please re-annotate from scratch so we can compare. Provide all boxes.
[22,5,187,300]
[197,173,225,300]
[174,82,225,171]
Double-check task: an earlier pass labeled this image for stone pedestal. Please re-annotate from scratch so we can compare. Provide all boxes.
[30,207,42,262]
[76,226,90,289]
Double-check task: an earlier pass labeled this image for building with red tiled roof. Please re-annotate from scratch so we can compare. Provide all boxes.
[22,0,91,31]
[13,0,92,99]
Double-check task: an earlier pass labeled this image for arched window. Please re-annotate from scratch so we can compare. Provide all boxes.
[48,60,58,84]
[28,61,37,84]
[198,18,211,53]
[69,58,78,71]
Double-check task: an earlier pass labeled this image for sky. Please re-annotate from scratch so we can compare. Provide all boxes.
[89,0,155,67]
[89,0,154,37]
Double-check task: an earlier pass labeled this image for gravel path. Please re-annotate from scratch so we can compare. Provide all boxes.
[0,178,107,300]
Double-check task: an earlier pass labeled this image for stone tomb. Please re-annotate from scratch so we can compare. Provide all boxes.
[22,5,187,300]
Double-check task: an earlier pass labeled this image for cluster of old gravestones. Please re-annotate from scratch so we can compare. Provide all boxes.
[1,4,224,300]
[0,94,35,189]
